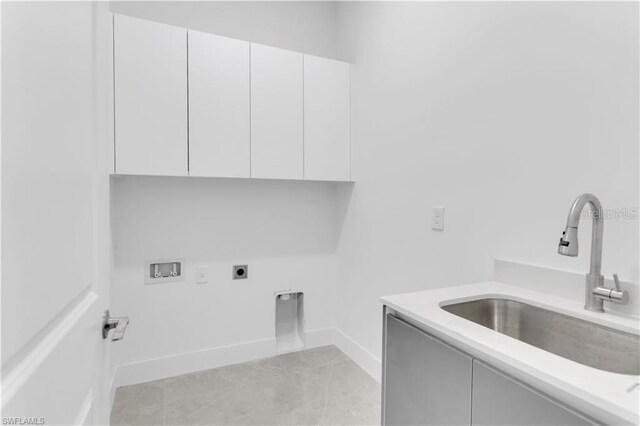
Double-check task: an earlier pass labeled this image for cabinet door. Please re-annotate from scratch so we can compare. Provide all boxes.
[188,31,250,178]
[384,314,472,425]
[250,44,303,179]
[472,361,595,426]
[114,14,187,176]
[303,55,350,181]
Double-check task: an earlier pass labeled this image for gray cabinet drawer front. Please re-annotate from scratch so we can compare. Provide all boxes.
[471,361,597,426]
[384,314,473,426]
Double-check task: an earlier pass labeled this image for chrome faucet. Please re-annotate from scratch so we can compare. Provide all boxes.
[558,193,628,312]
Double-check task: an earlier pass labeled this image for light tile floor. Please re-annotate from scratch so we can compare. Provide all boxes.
[111,345,381,426]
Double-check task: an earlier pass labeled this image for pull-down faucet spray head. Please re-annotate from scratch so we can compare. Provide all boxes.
[557,193,603,261]
[558,226,579,256]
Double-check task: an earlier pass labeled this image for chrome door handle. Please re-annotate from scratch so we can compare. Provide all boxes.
[103,310,129,341]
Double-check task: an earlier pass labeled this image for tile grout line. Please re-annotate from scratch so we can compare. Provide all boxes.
[318,361,335,426]
[179,383,246,422]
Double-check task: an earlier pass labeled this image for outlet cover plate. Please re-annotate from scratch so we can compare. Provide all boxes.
[432,206,445,231]
[233,265,248,280]
[196,265,209,284]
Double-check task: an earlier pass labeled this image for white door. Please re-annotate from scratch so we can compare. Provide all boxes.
[2,3,115,424]
[188,31,250,178]
[114,14,188,176]
[303,55,351,181]
[250,43,303,180]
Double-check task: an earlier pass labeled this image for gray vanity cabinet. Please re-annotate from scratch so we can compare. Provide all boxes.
[471,361,595,426]
[383,311,598,426]
[383,314,473,425]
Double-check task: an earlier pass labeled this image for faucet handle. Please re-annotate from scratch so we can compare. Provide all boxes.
[610,274,629,305]
[613,273,621,291]
[593,274,629,305]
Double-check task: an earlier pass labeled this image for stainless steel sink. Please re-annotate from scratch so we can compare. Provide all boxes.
[442,298,640,375]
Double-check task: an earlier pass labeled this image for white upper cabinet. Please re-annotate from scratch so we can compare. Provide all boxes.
[250,44,304,180]
[114,14,188,176]
[188,31,250,178]
[112,15,351,182]
[304,55,350,181]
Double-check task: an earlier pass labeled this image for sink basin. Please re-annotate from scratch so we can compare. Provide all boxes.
[442,298,640,375]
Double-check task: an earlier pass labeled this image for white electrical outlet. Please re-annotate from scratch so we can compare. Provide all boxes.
[196,265,209,284]
[432,206,445,230]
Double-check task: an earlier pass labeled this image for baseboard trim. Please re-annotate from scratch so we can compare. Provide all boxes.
[304,327,336,348]
[113,336,276,388]
[110,327,381,409]
[331,328,381,382]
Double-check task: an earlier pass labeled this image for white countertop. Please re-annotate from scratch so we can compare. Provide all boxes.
[381,281,640,425]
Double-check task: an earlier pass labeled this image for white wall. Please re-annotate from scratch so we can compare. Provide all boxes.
[111,177,340,372]
[109,1,342,60]
[108,1,345,383]
[335,2,639,361]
